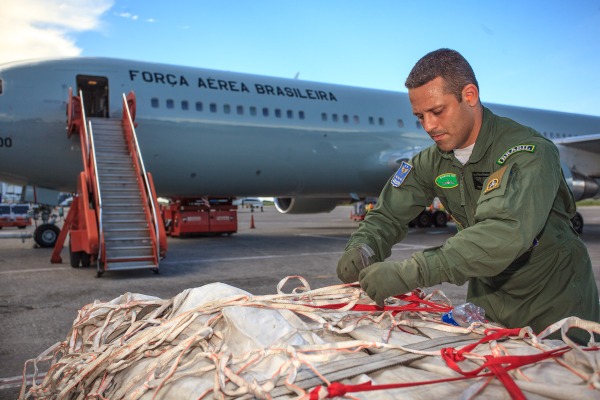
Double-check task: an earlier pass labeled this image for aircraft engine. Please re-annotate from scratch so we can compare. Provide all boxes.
[562,163,599,201]
[274,197,341,214]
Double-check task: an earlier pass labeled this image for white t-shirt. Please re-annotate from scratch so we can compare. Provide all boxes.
[454,143,475,165]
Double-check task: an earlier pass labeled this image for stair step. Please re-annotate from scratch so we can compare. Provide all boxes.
[104,261,158,271]
[104,237,153,243]
[102,202,145,208]
[106,248,154,259]
[104,230,152,240]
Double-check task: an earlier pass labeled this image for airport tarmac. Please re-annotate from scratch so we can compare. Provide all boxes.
[1,205,600,397]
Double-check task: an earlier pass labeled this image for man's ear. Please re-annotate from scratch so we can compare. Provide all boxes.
[462,83,479,106]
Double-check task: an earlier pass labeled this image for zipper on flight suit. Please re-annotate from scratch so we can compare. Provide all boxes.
[457,165,477,228]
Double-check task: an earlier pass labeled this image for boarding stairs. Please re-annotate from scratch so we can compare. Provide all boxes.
[51,90,167,276]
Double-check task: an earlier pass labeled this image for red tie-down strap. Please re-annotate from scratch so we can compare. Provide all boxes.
[440,327,572,400]
[304,289,453,314]
[308,328,578,400]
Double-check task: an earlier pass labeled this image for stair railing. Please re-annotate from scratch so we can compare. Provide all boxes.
[87,121,105,268]
[77,91,104,266]
[121,92,166,263]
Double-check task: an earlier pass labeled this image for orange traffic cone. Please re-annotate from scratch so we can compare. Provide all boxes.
[250,215,256,229]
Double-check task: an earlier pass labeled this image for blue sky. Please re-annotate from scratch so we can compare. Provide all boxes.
[2,0,600,116]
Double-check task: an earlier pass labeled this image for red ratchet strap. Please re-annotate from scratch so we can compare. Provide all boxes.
[304,290,453,314]
[308,328,574,400]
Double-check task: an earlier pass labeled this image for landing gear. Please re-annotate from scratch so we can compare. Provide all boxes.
[34,223,60,248]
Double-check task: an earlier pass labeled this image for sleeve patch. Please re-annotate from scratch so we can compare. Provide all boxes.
[391,161,413,188]
[484,165,509,194]
[496,144,535,165]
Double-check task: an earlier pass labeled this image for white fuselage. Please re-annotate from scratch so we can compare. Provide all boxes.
[0,57,599,201]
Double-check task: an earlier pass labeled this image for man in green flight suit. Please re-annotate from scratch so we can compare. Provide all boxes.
[337,48,600,341]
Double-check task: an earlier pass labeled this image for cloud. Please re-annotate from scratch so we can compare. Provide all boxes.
[117,12,139,21]
[0,0,113,63]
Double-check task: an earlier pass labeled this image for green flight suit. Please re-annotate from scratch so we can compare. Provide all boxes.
[347,107,600,336]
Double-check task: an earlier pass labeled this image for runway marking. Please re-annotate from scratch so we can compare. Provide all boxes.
[297,234,349,241]
[297,234,431,250]
[0,244,429,274]
[162,244,428,267]
[0,267,70,275]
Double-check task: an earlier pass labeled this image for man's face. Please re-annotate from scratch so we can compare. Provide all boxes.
[408,77,479,152]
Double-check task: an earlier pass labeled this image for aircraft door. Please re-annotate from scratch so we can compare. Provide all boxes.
[76,75,109,118]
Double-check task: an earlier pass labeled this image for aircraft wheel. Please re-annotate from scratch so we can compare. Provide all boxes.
[34,224,60,248]
[433,211,448,227]
[571,212,584,234]
[416,212,432,228]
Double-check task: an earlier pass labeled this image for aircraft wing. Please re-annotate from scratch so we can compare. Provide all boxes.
[554,133,600,153]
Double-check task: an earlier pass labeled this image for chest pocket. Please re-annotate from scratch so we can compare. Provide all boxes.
[477,164,513,204]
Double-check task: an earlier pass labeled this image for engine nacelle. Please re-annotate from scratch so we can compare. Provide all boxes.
[274,197,341,214]
[562,163,600,201]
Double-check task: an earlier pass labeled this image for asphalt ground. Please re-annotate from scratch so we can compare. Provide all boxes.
[1,205,599,398]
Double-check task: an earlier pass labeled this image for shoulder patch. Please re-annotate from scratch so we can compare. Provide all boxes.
[484,165,509,194]
[497,144,535,165]
[391,161,413,188]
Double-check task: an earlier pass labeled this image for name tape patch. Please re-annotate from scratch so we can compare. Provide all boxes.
[391,161,413,187]
[497,144,535,165]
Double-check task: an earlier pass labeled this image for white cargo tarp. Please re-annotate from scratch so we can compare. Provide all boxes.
[19,277,600,399]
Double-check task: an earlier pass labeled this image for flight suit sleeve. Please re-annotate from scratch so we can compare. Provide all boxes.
[345,152,436,261]
[400,140,562,288]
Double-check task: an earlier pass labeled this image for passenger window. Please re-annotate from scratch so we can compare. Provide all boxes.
[0,78,3,95]
[224,104,231,114]
[397,119,404,128]
[210,103,217,113]
[378,117,384,126]
[368,117,374,125]
[287,110,293,119]
[353,115,360,124]
[332,114,339,122]
[299,111,305,120]
[416,120,421,129]
[166,99,174,109]
[321,113,328,122]
[343,115,349,123]
[196,101,203,111]
[250,106,257,116]
[262,107,269,117]
[237,105,244,115]
[181,100,189,110]
[275,109,282,118]
[151,98,159,108]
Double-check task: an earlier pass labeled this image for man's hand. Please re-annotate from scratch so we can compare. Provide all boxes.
[359,261,417,306]
[336,245,376,283]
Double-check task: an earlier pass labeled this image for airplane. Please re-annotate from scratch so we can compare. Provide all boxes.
[0,57,599,251]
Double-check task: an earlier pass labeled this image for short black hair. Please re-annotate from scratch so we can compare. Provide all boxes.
[405,48,479,101]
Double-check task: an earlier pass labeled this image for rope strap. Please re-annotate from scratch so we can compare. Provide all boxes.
[309,328,577,400]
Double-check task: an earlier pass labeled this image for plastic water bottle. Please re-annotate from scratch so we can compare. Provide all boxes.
[442,303,486,327]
